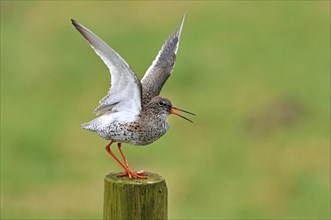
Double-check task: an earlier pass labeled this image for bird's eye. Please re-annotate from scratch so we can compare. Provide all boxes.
[158,101,165,106]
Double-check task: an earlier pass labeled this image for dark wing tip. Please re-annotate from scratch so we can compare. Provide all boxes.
[71,19,81,31]
[70,19,90,41]
[71,19,77,25]
[71,19,85,34]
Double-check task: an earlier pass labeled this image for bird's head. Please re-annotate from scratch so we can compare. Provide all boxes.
[149,96,195,123]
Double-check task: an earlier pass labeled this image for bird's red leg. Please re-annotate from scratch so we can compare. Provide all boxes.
[117,143,145,178]
[104,140,134,178]
[117,143,129,167]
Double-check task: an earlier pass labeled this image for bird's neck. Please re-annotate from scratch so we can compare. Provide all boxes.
[140,108,169,129]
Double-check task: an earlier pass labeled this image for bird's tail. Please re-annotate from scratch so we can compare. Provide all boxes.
[81,121,95,131]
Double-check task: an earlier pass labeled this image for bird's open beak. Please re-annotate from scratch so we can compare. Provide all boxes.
[170,106,195,123]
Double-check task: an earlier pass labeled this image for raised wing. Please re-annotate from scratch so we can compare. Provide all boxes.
[141,15,185,105]
[72,19,142,118]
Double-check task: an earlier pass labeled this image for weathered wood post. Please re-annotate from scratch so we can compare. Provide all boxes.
[103,172,168,220]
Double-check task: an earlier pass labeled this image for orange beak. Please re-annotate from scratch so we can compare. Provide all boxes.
[170,106,195,123]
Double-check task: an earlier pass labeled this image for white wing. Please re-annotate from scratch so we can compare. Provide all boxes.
[141,15,185,105]
[72,19,142,120]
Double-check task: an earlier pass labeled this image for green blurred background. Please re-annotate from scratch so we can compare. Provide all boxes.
[1,1,330,219]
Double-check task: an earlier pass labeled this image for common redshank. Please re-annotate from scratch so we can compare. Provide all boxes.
[72,16,194,178]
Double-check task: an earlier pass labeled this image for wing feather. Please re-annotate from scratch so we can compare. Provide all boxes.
[72,19,142,120]
[141,15,185,105]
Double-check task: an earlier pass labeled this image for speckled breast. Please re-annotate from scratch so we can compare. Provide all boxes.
[97,120,169,146]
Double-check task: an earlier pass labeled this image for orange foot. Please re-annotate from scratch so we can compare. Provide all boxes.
[118,169,145,179]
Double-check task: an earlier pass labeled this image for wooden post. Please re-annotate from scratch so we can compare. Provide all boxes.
[103,172,168,220]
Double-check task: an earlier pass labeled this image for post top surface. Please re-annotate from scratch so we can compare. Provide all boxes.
[105,171,165,185]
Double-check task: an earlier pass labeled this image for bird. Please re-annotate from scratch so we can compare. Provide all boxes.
[71,16,194,178]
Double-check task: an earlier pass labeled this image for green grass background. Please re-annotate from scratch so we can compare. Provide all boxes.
[1,1,330,219]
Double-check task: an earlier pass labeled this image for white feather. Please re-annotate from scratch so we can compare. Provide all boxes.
[72,20,142,123]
